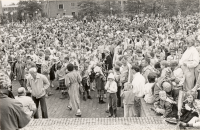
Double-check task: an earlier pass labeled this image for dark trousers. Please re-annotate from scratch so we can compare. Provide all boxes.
[134,97,141,117]
[197,90,200,99]
[32,95,48,119]
[18,79,25,88]
[117,86,121,107]
[108,93,117,116]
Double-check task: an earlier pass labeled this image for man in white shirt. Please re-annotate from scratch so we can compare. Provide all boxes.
[131,65,145,117]
[179,37,200,91]
[15,87,36,117]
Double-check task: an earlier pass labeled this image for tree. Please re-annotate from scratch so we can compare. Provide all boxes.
[99,0,121,16]
[78,0,101,20]
[17,1,42,22]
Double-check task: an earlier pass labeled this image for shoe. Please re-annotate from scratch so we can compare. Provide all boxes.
[99,100,106,104]
[105,110,109,113]
[87,96,92,99]
[107,114,113,118]
[179,122,187,127]
[75,113,81,117]
[83,96,86,101]
[67,106,72,110]
[56,87,60,90]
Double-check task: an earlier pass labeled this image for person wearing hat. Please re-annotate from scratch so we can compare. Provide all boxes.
[105,73,118,117]
[0,71,31,130]
[15,87,36,117]
[179,37,200,91]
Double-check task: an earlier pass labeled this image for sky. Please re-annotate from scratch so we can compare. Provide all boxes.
[1,0,19,6]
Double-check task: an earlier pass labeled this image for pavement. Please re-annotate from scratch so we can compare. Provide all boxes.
[12,81,177,130]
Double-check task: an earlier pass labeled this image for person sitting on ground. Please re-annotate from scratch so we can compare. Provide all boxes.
[179,91,199,123]
[152,91,175,118]
[15,87,36,117]
[180,99,200,128]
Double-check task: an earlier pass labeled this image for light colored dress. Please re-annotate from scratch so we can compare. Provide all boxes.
[65,71,82,111]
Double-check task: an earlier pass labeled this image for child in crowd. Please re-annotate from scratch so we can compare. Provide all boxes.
[105,73,118,117]
[144,72,157,104]
[81,63,92,101]
[180,91,198,123]
[180,99,200,128]
[160,60,172,79]
[114,66,121,107]
[121,82,136,117]
[55,64,68,99]
[152,91,173,118]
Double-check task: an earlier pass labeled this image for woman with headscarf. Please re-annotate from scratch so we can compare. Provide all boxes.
[65,63,82,117]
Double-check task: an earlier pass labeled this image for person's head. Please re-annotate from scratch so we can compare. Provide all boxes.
[170,60,178,70]
[162,81,172,93]
[17,87,26,96]
[185,91,196,103]
[131,65,140,74]
[159,91,167,101]
[29,67,37,79]
[64,56,69,63]
[107,73,114,82]
[141,58,150,67]
[120,55,128,65]
[67,63,74,72]
[160,60,169,69]
[124,82,132,91]
[148,72,157,83]
[114,66,120,73]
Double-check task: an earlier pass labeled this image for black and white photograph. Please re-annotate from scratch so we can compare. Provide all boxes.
[0,0,200,130]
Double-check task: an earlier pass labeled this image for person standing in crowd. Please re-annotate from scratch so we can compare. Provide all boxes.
[65,63,82,117]
[131,65,145,117]
[104,49,113,71]
[179,37,200,91]
[14,56,26,88]
[26,67,50,119]
[105,73,118,117]
[0,70,31,130]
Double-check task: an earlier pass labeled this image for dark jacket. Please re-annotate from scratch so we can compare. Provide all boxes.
[105,55,113,70]
[154,98,172,117]
[0,93,31,130]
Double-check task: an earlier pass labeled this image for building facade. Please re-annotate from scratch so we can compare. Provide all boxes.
[2,5,18,14]
[42,0,80,18]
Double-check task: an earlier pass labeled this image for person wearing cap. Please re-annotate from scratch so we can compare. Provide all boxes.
[105,73,118,117]
[26,67,50,119]
[15,87,36,117]
[179,37,200,91]
[0,71,31,130]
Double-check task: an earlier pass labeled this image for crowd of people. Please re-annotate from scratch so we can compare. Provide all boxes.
[0,12,200,130]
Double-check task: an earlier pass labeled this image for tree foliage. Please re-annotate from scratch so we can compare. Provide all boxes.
[17,1,42,21]
[78,0,101,20]
[100,0,121,16]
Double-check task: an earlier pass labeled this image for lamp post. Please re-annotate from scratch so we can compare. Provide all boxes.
[10,12,13,25]
[110,7,113,16]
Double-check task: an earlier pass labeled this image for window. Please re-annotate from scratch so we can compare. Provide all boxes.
[58,4,64,9]
[71,3,75,6]
[63,13,65,15]
[72,12,75,16]
[118,1,121,4]
[123,1,126,4]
